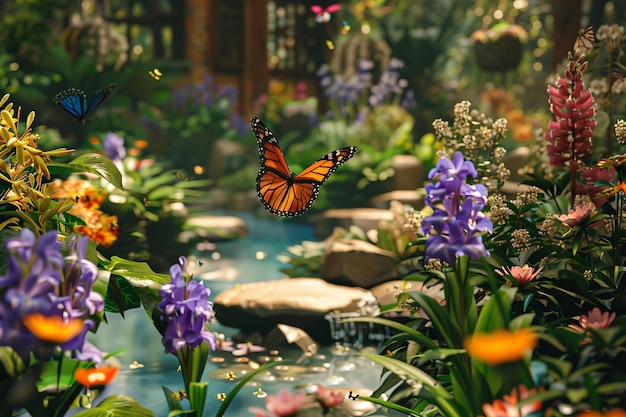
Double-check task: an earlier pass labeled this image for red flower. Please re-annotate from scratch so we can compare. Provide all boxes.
[74,366,118,388]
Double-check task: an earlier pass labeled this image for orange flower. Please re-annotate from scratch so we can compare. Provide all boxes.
[74,367,118,388]
[483,385,542,417]
[578,409,626,417]
[133,139,149,149]
[53,177,106,209]
[464,328,537,365]
[75,210,119,247]
[22,314,84,344]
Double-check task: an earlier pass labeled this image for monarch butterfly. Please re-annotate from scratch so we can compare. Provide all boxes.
[311,4,341,23]
[251,116,358,217]
[574,26,595,55]
[53,83,117,124]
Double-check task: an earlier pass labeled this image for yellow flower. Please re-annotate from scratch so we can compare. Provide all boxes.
[464,328,537,365]
[22,313,84,344]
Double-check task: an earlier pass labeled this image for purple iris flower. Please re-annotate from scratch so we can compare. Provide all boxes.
[0,230,104,362]
[163,309,215,352]
[428,151,478,186]
[158,257,217,353]
[103,132,126,163]
[421,152,493,265]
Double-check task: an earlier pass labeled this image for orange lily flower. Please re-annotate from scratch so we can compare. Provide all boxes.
[74,367,119,388]
[464,328,537,366]
[22,313,84,344]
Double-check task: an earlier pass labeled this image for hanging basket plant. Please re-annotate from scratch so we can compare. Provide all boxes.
[471,22,528,72]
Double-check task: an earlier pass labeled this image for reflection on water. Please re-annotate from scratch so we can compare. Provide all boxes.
[84,213,393,416]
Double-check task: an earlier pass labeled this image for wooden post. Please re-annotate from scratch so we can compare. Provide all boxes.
[552,0,582,71]
[241,0,269,118]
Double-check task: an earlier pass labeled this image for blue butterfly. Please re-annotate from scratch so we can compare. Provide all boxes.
[53,83,117,124]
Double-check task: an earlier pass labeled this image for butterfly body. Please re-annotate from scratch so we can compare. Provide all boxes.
[53,83,117,124]
[251,117,358,216]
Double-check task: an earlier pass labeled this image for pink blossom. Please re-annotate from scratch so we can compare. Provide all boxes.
[545,49,596,207]
[483,385,542,417]
[557,202,596,226]
[265,390,307,416]
[316,385,345,408]
[497,265,543,285]
[570,307,616,332]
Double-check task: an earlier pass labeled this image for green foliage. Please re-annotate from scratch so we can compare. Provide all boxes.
[72,395,154,417]
[138,73,249,174]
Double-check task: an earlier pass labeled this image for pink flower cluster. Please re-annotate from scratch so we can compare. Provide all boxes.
[545,50,596,171]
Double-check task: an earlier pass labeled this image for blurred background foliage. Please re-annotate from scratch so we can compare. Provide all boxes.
[1,0,625,216]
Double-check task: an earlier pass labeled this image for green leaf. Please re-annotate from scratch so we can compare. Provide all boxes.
[72,394,154,416]
[67,153,124,190]
[98,256,171,318]
[161,386,183,412]
[188,382,208,417]
[416,348,466,365]
[214,361,285,417]
[345,315,438,349]
[354,395,422,417]
[360,353,464,417]
[104,274,142,315]
[474,286,516,333]
[410,292,462,347]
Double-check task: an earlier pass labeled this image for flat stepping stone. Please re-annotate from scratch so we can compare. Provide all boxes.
[213,278,372,344]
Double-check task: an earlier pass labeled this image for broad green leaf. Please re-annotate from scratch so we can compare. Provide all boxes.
[474,286,516,333]
[72,394,154,416]
[188,381,208,417]
[67,153,124,190]
[360,353,463,417]
[410,292,462,347]
[161,386,183,412]
[98,256,171,318]
[104,274,142,315]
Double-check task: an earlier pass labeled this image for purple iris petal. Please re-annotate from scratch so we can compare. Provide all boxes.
[421,152,492,264]
[0,230,104,362]
[158,257,216,353]
[103,132,126,163]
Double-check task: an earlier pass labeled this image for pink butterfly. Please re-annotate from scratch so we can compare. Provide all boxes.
[311,4,341,23]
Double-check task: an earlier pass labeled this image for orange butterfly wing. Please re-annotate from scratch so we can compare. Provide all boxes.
[251,117,358,216]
